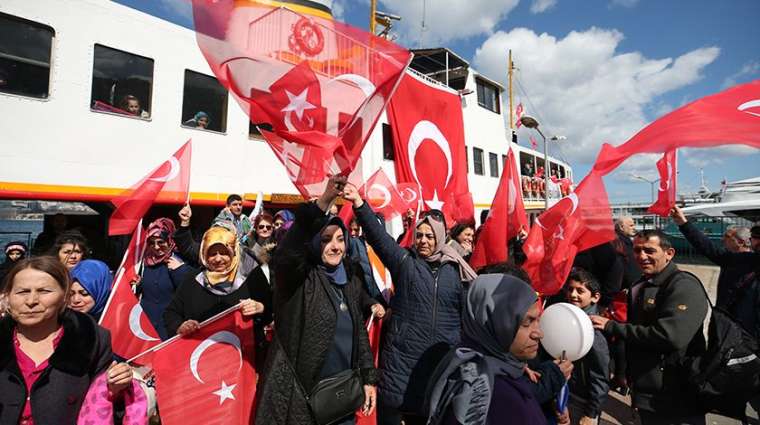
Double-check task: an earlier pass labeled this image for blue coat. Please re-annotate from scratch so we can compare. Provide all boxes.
[354,203,466,414]
[140,259,192,340]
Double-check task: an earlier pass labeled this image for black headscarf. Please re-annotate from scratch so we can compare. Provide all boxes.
[309,215,349,286]
[427,274,538,424]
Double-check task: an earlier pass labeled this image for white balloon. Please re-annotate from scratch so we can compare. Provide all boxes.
[539,303,595,361]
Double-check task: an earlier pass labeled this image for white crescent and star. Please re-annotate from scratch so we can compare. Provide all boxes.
[400,187,418,204]
[128,304,159,342]
[738,99,760,118]
[212,381,237,405]
[189,330,243,384]
[407,120,453,209]
[148,157,180,183]
[659,161,673,192]
[369,183,392,209]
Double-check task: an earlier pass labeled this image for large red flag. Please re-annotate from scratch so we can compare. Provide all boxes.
[99,223,161,363]
[190,1,411,198]
[470,149,528,271]
[522,171,615,295]
[109,140,192,235]
[153,309,256,425]
[387,71,474,224]
[593,79,760,175]
[647,149,678,216]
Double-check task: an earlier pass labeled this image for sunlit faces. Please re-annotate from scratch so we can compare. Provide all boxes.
[633,235,674,276]
[456,227,475,249]
[228,200,244,217]
[509,303,543,360]
[274,218,285,229]
[57,243,84,270]
[7,250,24,261]
[147,236,169,258]
[565,280,600,310]
[415,223,436,258]
[68,281,95,314]
[349,221,361,238]
[620,217,636,237]
[320,225,345,267]
[205,244,232,272]
[256,220,273,240]
[8,268,67,327]
[126,99,141,115]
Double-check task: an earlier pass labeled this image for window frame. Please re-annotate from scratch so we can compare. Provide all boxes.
[180,69,229,134]
[0,12,55,100]
[475,77,501,114]
[89,43,154,121]
[489,152,499,178]
[382,123,395,160]
[473,147,485,176]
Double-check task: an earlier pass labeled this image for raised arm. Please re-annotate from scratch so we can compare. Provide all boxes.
[342,184,410,277]
[671,205,730,266]
[174,204,201,267]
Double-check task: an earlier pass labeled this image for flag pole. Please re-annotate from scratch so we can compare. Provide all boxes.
[126,303,242,364]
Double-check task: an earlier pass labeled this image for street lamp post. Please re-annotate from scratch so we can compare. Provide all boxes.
[631,174,660,203]
[520,115,549,210]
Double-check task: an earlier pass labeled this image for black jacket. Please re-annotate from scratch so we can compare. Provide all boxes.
[0,310,112,424]
[254,203,377,425]
[678,221,760,307]
[569,306,610,418]
[616,230,642,291]
[354,202,466,414]
[604,262,708,415]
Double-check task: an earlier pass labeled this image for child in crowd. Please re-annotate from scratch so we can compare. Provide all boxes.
[564,268,610,425]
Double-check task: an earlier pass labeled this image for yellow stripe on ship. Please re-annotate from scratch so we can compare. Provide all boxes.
[234,0,333,20]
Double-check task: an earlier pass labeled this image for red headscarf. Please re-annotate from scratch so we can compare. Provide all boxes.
[144,218,177,266]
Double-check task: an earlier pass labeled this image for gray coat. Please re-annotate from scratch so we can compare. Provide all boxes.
[0,310,112,425]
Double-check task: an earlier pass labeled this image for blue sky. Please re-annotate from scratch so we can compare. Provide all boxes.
[117,0,759,203]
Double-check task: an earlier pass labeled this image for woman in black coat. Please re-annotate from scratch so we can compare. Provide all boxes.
[254,176,378,425]
[0,256,131,425]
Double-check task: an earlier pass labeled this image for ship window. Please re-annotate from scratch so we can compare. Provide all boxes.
[475,78,500,114]
[0,13,54,99]
[465,145,469,172]
[248,121,273,139]
[502,154,508,171]
[489,152,499,178]
[181,70,228,133]
[90,44,153,119]
[473,147,484,176]
[382,123,395,160]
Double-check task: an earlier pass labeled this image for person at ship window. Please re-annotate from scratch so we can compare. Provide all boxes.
[32,213,68,256]
[522,162,535,198]
[342,183,477,425]
[182,111,210,129]
[49,231,89,271]
[118,94,150,119]
[533,166,546,198]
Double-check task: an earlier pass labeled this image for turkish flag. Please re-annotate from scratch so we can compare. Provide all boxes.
[593,79,760,175]
[190,1,411,199]
[515,103,524,128]
[387,71,474,224]
[109,140,192,235]
[522,171,615,295]
[470,150,528,271]
[361,168,411,221]
[99,224,161,363]
[153,309,256,425]
[647,150,678,216]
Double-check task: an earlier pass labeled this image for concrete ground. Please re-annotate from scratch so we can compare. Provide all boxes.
[597,264,758,425]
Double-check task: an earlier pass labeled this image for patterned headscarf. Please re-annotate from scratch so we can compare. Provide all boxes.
[199,226,240,286]
[70,259,113,317]
[415,215,477,283]
[144,218,177,266]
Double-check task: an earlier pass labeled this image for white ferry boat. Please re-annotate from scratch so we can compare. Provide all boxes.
[682,176,760,222]
[0,0,572,261]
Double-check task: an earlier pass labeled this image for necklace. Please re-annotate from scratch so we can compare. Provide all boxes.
[331,286,348,312]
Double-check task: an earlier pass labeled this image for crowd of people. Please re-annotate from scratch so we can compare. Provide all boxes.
[1,176,759,425]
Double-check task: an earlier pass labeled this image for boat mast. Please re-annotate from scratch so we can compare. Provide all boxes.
[508,50,515,130]
[370,0,377,35]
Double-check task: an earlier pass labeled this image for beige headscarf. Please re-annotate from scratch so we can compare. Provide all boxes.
[416,215,477,283]
[199,226,241,285]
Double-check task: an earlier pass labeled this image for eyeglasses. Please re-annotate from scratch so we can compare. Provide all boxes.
[148,239,168,247]
[257,224,272,230]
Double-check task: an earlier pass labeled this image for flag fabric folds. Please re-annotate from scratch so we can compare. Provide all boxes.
[99,223,161,363]
[470,149,528,271]
[153,309,256,425]
[387,71,474,225]
[647,149,678,216]
[109,140,192,235]
[190,1,411,198]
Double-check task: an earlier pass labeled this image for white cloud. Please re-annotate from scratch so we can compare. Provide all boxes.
[378,0,519,45]
[721,60,760,89]
[531,0,557,13]
[332,0,347,20]
[681,146,759,168]
[472,27,720,172]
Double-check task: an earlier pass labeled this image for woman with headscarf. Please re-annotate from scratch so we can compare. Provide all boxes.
[163,224,269,340]
[427,274,546,425]
[342,184,478,424]
[182,111,210,129]
[139,218,192,340]
[0,241,27,287]
[254,176,377,425]
[273,209,295,230]
[68,259,112,320]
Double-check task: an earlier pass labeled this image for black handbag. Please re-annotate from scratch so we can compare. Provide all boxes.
[306,368,364,425]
